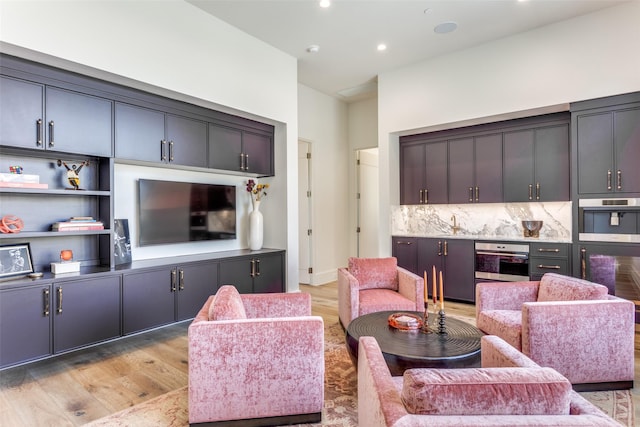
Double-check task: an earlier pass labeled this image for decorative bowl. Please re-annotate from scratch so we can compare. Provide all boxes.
[522,220,543,237]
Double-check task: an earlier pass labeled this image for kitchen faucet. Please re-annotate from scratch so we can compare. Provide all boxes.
[451,214,461,235]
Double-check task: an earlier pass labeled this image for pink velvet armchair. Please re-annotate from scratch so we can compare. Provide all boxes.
[338,257,424,328]
[358,335,620,426]
[188,286,324,426]
[476,273,635,391]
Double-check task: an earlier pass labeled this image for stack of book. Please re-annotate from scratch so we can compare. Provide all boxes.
[0,172,48,189]
[52,217,104,232]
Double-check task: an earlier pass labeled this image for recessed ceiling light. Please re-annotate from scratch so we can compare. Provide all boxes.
[377,44,387,52]
[306,45,320,53]
[434,21,458,34]
[319,0,330,8]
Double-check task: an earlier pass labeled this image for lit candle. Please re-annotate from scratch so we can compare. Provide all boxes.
[432,265,437,305]
[439,270,444,310]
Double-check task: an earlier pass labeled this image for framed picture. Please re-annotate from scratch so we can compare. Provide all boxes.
[0,243,34,279]
[114,219,132,265]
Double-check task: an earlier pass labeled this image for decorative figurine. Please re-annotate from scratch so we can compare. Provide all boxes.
[57,160,89,190]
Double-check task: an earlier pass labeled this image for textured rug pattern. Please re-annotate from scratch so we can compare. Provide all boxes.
[86,321,633,427]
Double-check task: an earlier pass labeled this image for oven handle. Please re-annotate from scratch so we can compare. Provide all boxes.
[475,251,528,258]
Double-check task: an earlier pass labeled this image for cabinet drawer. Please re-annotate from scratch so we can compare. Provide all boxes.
[530,258,569,277]
[530,243,569,258]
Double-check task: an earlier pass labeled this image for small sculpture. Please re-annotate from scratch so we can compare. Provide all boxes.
[57,160,89,190]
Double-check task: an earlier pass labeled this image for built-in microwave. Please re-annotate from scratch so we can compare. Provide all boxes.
[475,242,530,282]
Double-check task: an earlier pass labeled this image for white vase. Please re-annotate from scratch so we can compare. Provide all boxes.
[249,199,263,250]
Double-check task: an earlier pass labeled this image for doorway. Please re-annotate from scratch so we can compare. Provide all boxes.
[356,148,379,257]
[298,140,313,284]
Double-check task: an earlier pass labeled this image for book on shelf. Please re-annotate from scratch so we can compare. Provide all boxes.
[0,181,49,189]
[52,218,104,231]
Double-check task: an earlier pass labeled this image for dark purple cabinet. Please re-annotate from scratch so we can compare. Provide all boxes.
[576,106,640,195]
[504,123,569,202]
[392,236,418,273]
[122,261,218,335]
[400,141,448,205]
[417,238,475,303]
[115,102,207,168]
[0,284,52,368]
[53,276,121,354]
[208,123,274,176]
[449,134,503,204]
[219,252,285,294]
[0,76,112,157]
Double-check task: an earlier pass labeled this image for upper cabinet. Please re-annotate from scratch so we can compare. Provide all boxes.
[209,122,274,176]
[573,93,640,196]
[449,134,503,204]
[503,121,570,202]
[400,140,447,205]
[115,103,207,168]
[400,113,570,205]
[0,76,113,157]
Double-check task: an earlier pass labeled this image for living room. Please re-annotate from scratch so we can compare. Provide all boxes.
[1,0,639,425]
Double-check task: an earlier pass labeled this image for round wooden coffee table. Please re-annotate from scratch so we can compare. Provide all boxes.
[345,310,483,376]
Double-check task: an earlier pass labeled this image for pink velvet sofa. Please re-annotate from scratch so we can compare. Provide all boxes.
[476,273,635,391]
[338,257,424,328]
[188,286,324,426]
[358,335,620,426]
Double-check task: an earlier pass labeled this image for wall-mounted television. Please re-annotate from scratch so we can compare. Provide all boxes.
[138,179,236,246]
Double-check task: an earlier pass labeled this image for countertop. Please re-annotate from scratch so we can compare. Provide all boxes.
[393,233,572,244]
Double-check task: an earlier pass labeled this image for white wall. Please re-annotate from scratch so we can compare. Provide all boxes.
[0,0,301,291]
[298,84,349,284]
[378,1,640,256]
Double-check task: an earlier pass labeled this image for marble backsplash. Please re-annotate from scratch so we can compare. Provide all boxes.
[391,202,572,242]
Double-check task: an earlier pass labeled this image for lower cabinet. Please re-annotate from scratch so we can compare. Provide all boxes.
[392,236,418,273]
[219,252,285,294]
[122,261,218,335]
[529,242,570,281]
[53,276,121,354]
[0,283,52,368]
[417,238,476,303]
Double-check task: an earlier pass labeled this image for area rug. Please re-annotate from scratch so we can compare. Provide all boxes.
[86,321,634,427]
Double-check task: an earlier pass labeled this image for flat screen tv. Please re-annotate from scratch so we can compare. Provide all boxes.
[138,179,236,246]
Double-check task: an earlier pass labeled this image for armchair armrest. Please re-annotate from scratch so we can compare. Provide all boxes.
[475,281,539,318]
[397,267,424,311]
[480,335,539,369]
[189,316,324,422]
[338,267,359,327]
[241,292,311,318]
[522,297,635,384]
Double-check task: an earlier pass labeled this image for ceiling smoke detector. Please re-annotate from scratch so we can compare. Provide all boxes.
[306,45,320,53]
[434,21,458,34]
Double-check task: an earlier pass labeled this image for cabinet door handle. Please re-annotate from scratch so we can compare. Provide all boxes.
[617,170,622,190]
[443,241,448,256]
[537,248,560,253]
[607,170,612,190]
[179,269,185,290]
[43,288,50,317]
[48,120,55,147]
[468,187,473,202]
[170,269,177,292]
[56,287,63,314]
[528,184,533,200]
[239,153,244,170]
[580,247,587,279]
[475,186,479,202]
[161,140,167,161]
[437,240,442,256]
[396,240,413,245]
[245,154,250,171]
[424,189,428,204]
[36,119,43,146]
[535,182,540,200]
[419,189,424,204]
[250,259,256,277]
[169,140,174,162]
[255,258,260,276]
[537,264,560,270]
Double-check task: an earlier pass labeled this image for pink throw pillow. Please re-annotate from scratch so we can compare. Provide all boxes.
[401,367,571,416]
[537,273,608,302]
[208,285,247,320]
[348,257,398,290]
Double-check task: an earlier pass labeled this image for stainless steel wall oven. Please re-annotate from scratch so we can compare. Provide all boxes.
[475,242,530,282]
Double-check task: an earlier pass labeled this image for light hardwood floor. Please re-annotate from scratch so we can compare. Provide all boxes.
[0,282,638,425]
